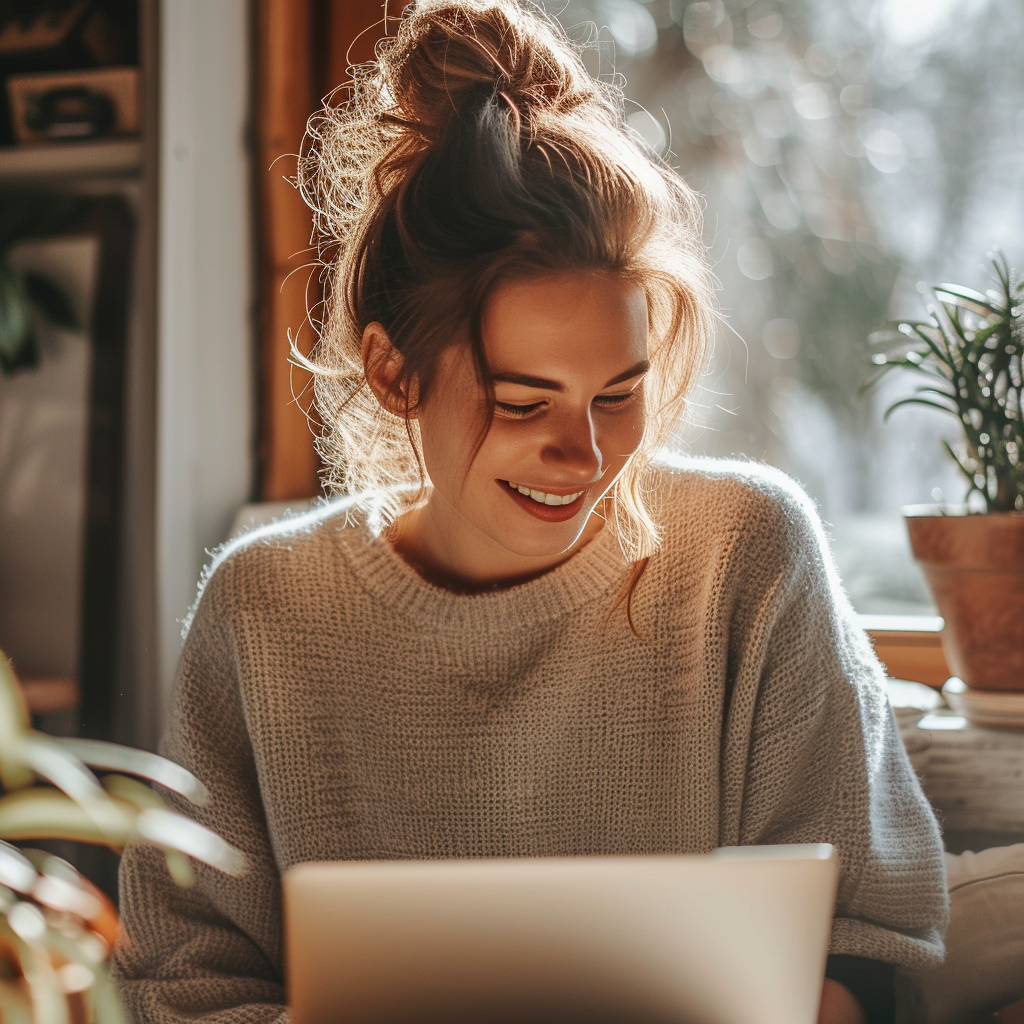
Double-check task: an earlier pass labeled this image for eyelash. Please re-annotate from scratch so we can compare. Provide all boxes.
[495,391,639,419]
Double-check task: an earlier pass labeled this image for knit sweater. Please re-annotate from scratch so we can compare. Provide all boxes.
[112,457,948,1024]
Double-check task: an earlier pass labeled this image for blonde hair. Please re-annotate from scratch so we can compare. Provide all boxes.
[298,0,715,562]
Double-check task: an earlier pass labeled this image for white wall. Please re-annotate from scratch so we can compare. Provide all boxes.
[157,0,254,718]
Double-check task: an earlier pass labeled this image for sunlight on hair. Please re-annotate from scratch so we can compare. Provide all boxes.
[295,0,719,566]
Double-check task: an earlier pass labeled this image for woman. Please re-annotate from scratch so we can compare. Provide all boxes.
[113,3,947,1022]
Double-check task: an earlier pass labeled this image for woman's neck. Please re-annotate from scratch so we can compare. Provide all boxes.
[386,497,607,593]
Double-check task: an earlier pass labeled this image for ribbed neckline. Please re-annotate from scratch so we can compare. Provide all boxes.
[333,520,628,634]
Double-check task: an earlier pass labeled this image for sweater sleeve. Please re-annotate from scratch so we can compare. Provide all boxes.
[111,566,289,1024]
[717,475,948,973]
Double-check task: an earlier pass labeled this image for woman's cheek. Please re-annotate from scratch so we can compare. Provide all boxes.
[611,402,646,464]
[478,418,537,471]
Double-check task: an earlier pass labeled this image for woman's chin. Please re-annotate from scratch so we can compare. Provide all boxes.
[488,515,597,562]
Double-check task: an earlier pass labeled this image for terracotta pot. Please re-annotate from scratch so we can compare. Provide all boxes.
[904,505,1024,691]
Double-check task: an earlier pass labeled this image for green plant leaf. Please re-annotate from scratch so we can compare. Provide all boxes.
[22,272,78,330]
[82,968,128,1024]
[0,788,246,875]
[0,841,36,894]
[933,284,1003,316]
[905,322,956,368]
[0,264,34,375]
[869,253,1024,509]
[134,809,247,875]
[882,395,958,420]
[59,740,208,806]
[0,636,242,1024]
[942,440,980,480]
[163,849,196,887]
[0,657,33,792]
[6,921,69,1024]
[0,791,134,848]
[20,737,104,805]
[18,736,131,843]
[882,357,951,382]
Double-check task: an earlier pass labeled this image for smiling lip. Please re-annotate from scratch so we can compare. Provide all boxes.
[499,480,588,522]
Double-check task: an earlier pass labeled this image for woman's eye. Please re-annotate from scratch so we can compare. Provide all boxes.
[495,390,639,419]
[495,401,544,419]
[593,391,639,409]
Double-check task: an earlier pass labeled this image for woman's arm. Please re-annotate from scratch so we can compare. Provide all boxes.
[715,475,948,994]
[735,585,948,970]
[824,954,895,1024]
[820,979,868,1024]
[112,563,288,1024]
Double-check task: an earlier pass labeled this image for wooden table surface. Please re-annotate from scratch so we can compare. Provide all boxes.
[900,709,1024,846]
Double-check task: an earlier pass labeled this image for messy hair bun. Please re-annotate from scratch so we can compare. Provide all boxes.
[299,0,715,560]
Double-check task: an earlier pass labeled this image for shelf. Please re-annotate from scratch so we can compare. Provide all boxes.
[0,138,142,181]
[857,614,943,633]
[21,676,79,715]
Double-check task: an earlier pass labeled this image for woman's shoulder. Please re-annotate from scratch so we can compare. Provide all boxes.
[649,453,829,564]
[644,455,849,632]
[182,497,371,638]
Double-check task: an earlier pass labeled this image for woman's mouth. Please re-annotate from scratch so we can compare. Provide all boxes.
[500,480,588,522]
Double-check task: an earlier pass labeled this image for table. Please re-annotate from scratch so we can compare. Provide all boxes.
[900,710,1024,852]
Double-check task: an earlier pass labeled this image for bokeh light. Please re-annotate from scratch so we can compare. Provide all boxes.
[546,0,1024,613]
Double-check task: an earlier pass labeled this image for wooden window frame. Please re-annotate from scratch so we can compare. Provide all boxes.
[255,0,384,502]
[860,615,949,688]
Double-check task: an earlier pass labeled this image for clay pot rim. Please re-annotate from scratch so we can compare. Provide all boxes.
[903,503,1024,519]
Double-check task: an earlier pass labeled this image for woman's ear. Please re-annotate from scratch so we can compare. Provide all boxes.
[362,323,416,418]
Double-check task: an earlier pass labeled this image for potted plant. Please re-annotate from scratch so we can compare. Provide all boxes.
[870,250,1024,691]
[0,191,83,375]
[0,650,245,1023]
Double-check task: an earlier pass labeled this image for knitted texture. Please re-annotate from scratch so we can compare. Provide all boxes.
[112,457,948,1024]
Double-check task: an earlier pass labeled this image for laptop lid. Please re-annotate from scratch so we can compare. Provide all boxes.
[285,844,838,1024]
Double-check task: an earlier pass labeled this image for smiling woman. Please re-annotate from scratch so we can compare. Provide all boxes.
[370,273,651,589]
[112,4,949,1024]
[298,0,715,574]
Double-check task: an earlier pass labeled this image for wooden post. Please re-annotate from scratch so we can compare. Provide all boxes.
[255,0,387,502]
[321,0,386,90]
[256,0,320,501]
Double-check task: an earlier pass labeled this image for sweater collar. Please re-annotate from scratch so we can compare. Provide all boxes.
[334,518,628,633]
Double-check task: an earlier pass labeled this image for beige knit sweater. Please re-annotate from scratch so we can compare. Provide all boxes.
[112,457,948,1024]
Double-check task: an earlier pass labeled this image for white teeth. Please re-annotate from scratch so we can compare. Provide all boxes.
[507,482,584,506]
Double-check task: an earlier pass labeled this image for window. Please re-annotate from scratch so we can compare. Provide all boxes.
[544,0,1024,619]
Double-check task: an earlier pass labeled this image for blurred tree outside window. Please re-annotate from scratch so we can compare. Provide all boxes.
[543,0,1024,615]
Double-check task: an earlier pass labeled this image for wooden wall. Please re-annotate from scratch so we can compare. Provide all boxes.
[255,0,385,500]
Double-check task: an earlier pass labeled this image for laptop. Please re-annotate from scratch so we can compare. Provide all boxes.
[285,844,838,1024]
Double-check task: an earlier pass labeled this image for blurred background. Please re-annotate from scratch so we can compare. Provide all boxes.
[0,0,1019,756]
[544,0,1024,618]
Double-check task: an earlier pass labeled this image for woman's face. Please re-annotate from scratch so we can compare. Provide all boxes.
[405,271,650,586]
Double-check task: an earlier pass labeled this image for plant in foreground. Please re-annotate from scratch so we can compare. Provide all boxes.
[868,250,1024,512]
[0,652,245,1024]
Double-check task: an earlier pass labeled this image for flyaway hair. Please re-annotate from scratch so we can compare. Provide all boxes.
[298,0,716,562]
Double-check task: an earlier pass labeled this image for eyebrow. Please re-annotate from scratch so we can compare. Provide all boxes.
[491,359,650,392]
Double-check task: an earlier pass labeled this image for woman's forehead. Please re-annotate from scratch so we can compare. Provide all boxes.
[481,272,649,378]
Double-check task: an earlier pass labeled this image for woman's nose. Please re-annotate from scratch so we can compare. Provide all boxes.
[539,409,603,482]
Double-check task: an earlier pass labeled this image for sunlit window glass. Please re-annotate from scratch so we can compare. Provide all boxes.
[544,0,1024,614]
